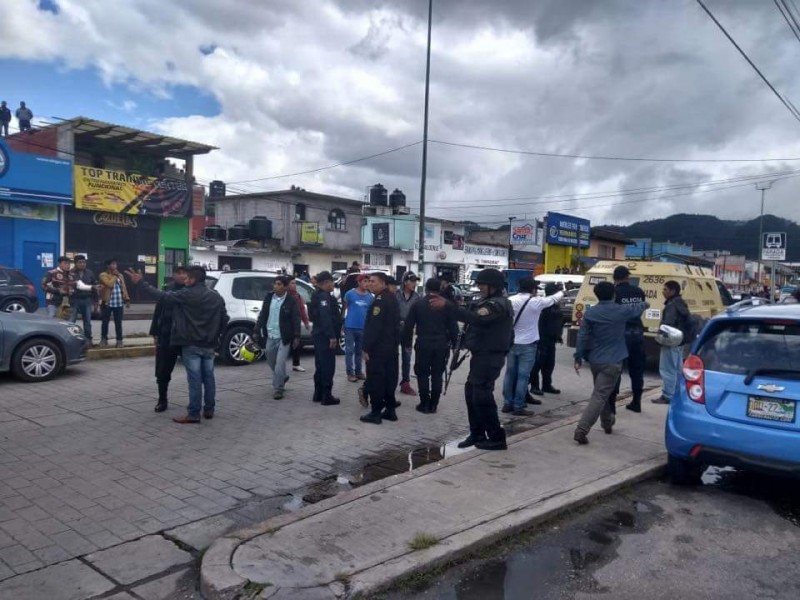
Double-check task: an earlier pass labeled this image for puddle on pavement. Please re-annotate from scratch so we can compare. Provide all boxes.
[701,465,800,527]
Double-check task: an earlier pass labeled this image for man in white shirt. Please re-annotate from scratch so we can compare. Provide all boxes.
[502,277,564,416]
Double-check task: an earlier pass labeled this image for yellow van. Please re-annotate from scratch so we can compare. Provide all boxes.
[567,261,734,358]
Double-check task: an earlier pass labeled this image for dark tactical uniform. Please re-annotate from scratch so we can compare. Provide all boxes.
[363,289,401,418]
[608,280,647,412]
[309,286,341,404]
[149,281,184,408]
[530,301,564,391]
[452,292,514,446]
[402,294,459,413]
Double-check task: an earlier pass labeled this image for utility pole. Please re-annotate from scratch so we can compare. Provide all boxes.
[755,181,772,293]
[507,216,516,268]
[416,0,433,279]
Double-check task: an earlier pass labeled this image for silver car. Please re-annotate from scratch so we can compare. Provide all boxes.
[0,312,89,382]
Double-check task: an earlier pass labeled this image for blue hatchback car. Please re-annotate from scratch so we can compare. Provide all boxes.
[665,302,800,483]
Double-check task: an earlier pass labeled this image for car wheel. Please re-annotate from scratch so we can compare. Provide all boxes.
[221,325,262,366]
[667,454,705,486]
[1,299,30,313]
[11,337,64,382]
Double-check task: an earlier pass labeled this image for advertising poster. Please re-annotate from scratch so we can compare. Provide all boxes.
[300,222,324,244]
[0,200,58,221]
[372,222,390,247]
[545,212,590,248]
[74,166,192,217]
[0,138,72,205]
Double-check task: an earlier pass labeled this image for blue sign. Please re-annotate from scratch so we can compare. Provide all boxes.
[0,139,72,206]
[545,211,590,248]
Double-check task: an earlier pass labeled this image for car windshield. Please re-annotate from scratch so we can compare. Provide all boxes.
[697,319,800,377]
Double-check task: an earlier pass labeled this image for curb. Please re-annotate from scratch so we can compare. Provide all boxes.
[87,345,155,360]
[200,391,667,599]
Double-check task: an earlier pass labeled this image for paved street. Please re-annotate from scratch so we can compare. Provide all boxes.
[0,344,658,597]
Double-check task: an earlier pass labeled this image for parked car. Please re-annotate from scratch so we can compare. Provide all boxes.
[206,270,316,365]
[665,301,800,484]
[0,266,39,313]
[0,312,89,382]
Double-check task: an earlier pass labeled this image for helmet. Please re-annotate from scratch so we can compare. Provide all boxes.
[655,324,684,348]
[239,340,261,363]
[475,268,505,288]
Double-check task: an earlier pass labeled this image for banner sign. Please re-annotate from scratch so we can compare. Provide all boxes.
[510,222,537,246]
[0,139,72,205]
[74,166,192,217]
[300,222,324,244]
[0,200,58,221]
[372,222,390,247]
[465,244,508,258]
[545,212,590,248]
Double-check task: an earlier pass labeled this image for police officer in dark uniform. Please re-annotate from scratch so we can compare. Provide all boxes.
[431,268,513,450]
[608,265,647,413]
[309,271,341,406]
[402,278,459,414]
[360,272,401,424]
[149,266,187,413]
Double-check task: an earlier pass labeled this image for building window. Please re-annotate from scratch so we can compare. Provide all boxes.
[295,203,306,221]
[364,253,392,267]
[328,208,346,230]
[598,244,615,259]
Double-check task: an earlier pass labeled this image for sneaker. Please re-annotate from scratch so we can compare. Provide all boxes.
[511,408,534,417]
[573,430,589,445]
[273,391,284,400]
[173,415,201,424]
[356,373,366,380]
[652,396,671,405]
[358,386,369,407]
[542,386,561,394]
[99,338,109,348]
[203,411,214,420]
[347,375,358,383]
[115,341,123,348]
[400,382,417,396]
[292,366,306,372]
[526,393,542,405]
[501,405,513,414]
[529,387,544,396]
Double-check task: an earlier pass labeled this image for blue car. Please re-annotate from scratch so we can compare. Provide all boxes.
[665,302,800,484]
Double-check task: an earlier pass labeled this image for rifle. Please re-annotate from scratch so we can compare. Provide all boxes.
[444,326,470,395]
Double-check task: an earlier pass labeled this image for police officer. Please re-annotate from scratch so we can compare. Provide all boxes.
[360,272,401,424]
[309,271,341,406]
[149,266,188,413]
[402,278,459,414]
[608,265,647,413]
[431,268,513,450]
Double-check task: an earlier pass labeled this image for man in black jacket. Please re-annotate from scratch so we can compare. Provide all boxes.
[530,282,565,397]
[653,280,691,405]
[402,278,459,414]
[126,266,229,424]
[70,255,98,345]
[309,271,341,406]
[149,266,187,413]
[253,275,301,400]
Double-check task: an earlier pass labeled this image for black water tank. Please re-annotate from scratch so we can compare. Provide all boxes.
[369,184,388,206]
[249,216,272,240]
[203,225,226,241]
[209,180,226,199]
[389,188,406,208]
[228,224,250,240]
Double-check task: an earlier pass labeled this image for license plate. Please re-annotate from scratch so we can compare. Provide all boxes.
[747,397,796,423]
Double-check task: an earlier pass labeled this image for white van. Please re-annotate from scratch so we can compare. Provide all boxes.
[535,274,584,296]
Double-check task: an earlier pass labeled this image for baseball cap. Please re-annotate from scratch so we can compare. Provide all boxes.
[403,272,418,281]
[612,265,630,281]
[316,271,333,283]
[385,275,399,286]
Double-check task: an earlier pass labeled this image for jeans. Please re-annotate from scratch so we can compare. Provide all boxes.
[577,362,623,435]
[266,337,291,392]
[502,342,538,410]
[70,296,93,340]
[101,305,124,341]
[183,345,216,417]
[344,328,364,376]
[401,346,412,383]
[46,304,57,318]
[660,345,684,400]
[0,122,8,136]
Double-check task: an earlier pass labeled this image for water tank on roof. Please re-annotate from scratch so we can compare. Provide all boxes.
[249,216,273,240]
[203,225,226,242]
[209,180,226,199]
[228,224,250,240]
[389,188,406,208]
[369,184,388,206]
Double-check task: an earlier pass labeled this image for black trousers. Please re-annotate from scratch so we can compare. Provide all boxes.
[608,332,646,412]
[100,305,123,341]
[367,349,399,414]
[155,342,181,401]
[414,341,449,404]
[465,352,506,441]
[530,337,557,390]
[313,335,336,397]
[291,344,301,367]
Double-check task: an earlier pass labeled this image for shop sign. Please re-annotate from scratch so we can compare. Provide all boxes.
[545,212,590,248]
[93,212,138,228]
[0,200,58,221]
[465,244,508,259]
[0,139,72,206]
[74,166,192,217]
[300,222,324,244]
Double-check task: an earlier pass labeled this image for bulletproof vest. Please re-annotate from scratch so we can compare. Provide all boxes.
[464,294,514,353]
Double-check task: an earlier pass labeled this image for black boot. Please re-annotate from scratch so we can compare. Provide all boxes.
[155,382,168,412]
[475,429,507,451]
[321,387,340,405]
[312,386,322,403]
[416,394,431,414]
[381,408,398,421]
[154,399,168,413]
[457,434,487,449]
[429,395,439,414]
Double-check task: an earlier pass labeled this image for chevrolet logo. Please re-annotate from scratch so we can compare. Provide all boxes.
[757,384,786,394]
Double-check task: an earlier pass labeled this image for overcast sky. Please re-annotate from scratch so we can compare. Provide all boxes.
[3,0,800,227]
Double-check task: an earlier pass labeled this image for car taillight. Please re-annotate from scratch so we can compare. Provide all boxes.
[683,354,705,404]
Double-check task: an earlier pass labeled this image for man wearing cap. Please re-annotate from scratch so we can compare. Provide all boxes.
[360,272,402,424]
[309,271,342,405]
[396,272,420,395]
[342,274,373,382]
[607,265,647,413]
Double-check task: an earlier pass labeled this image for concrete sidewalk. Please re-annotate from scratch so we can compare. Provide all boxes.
[202,390,669,599]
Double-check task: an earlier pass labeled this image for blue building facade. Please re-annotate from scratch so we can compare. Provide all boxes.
[626,238,694,263]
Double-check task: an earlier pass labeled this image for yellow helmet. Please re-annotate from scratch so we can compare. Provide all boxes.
[239,340,261,363]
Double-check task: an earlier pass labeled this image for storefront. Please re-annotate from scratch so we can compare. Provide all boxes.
[190,245,292,273]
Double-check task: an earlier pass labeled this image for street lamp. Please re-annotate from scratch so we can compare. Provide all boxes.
[508,216,516,268]
[755,181,773,291]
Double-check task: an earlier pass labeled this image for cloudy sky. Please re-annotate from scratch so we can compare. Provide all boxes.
[3,0,800,227]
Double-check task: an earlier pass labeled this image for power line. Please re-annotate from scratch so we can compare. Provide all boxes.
[775,0,800,45]
[696,0,800,124]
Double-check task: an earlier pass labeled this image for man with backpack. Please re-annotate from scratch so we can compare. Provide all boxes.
[653,280,692,405]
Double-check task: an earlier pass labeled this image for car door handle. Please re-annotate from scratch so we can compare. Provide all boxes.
[250,307,261,312]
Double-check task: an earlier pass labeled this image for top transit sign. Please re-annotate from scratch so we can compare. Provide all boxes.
[545,212,590,248]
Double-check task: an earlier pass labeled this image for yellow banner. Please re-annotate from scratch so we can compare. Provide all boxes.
[73,166,192,217]
[300,222,324,244]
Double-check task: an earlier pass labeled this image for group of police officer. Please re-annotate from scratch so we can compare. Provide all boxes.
[306,268,515,450]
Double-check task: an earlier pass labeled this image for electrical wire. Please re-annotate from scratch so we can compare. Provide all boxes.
[775,0,800,45]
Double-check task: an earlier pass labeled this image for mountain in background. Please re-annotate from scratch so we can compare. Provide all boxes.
[601,213,800,262]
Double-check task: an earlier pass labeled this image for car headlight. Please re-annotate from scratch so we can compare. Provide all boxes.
[66,325,84,338]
